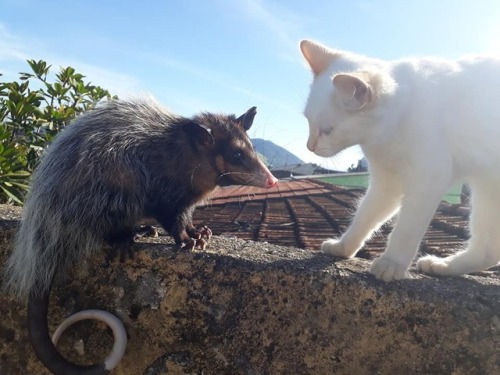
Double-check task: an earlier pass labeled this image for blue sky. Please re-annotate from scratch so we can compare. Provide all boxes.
[1,0,499,170]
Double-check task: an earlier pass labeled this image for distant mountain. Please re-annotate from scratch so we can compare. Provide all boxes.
[252,138,303,168]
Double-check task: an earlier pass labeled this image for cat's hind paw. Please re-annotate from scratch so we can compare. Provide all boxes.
[321,239,356,258]
[416,255,450,275]
[370,256,409,282]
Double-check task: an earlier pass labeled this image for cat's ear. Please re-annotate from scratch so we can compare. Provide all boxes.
[236,106,257,131]
[300,40,337,75]
[333,74,372,110]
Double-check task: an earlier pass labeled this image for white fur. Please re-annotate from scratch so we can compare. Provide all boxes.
[300,39,500,281]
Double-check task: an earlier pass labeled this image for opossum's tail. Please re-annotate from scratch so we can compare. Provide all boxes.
[28,281,127,375]
[4,193,127,374]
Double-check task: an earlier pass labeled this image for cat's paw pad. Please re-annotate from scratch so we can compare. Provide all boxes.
[370,257,409,282]
[416,255,450,275]
[321,239,354,258]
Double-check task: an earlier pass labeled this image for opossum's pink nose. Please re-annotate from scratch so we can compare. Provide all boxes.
[266,176,278,188]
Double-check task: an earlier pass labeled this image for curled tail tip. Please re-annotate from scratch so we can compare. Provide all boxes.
[29,291,126,374]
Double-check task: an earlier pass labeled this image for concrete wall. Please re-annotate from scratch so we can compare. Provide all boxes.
[0,209,499,374]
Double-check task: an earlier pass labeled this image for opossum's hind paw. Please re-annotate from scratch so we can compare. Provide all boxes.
[105,241,137,264]
[196,238,208,249]
[121,244,136,262]
[133,225,159,239]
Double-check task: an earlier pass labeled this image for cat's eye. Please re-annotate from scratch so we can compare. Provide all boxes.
[319,127,333,136]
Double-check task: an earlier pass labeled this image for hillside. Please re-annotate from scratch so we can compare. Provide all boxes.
[252,138,303,168]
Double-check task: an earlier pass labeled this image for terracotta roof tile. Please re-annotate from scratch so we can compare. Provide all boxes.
[193,178,498,279]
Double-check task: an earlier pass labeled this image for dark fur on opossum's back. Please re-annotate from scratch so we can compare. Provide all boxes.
[4,98,252,298]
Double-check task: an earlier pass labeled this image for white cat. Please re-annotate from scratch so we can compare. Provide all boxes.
[299,39,500,281]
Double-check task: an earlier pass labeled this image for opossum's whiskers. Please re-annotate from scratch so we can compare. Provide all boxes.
[217,171,263,188]
[217,171,254,181]
[190,163,203,188]
[215,171,231,182]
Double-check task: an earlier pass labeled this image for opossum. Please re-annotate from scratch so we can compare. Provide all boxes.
[3,98,278,375]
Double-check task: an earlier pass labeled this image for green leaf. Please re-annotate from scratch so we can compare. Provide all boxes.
[8,181,30,189]
[2,171,31,177]
[0,185,24,204]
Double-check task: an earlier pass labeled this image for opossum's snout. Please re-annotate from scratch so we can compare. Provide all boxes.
[253,159,278,188]
[265,175,278,188]
[243,157,278,189]
[217,149,278,189]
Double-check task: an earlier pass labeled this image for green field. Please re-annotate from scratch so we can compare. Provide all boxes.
[318,173,463,204]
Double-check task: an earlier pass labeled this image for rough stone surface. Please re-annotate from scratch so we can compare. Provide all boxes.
[0,205,499,375]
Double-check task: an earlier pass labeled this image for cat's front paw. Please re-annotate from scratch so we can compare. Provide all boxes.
[370,256,409,282]
[321,239,356,258]
[416,255,450,275]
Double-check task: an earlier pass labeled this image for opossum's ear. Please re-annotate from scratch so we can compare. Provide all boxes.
[236,106,257,131]
[186,122,215,146]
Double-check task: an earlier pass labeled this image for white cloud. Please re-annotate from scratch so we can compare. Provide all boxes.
[59,61,142,96]
[140,51,296,112]
[0,24,30,61]
[238,0,299,48]
[217,0,306,61]
[0,23,141,95]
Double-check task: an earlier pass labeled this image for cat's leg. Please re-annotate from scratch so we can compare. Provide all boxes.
[370,180,449,281]
[417,180,500,276]
[322,167,402,258]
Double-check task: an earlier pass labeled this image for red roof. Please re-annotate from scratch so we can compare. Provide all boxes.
[193,179,499,279]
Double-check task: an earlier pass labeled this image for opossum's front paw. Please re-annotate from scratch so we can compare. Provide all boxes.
[370,256,409,282]
[199,226,212,240]
[187,225,212,240]
[180,238,208,251]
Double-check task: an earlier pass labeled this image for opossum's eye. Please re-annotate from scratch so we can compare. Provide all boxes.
[231,150,244,165]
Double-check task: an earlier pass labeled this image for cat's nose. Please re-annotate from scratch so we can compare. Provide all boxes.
[307,136,317,152]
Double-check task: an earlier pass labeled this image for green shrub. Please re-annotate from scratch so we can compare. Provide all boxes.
[0,60,116,204]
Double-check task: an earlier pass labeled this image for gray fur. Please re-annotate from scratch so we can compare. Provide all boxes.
[4,99,167,296]
[3,98,224,297]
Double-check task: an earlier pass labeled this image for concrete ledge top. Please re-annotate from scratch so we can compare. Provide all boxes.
[0,205,499,375]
